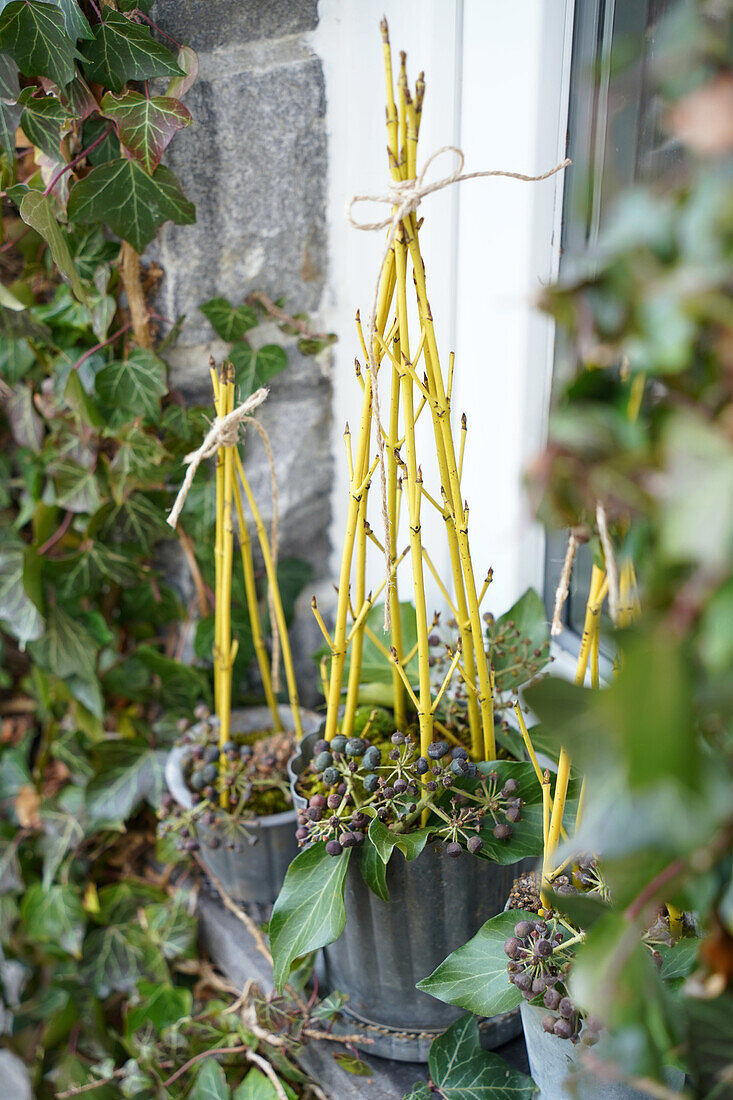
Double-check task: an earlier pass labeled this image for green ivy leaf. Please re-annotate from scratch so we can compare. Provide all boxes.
[427,1014,535,1099]
[0,544,44,645]
[331,1053,373,1077]
[18,0,93,41]
[95,348,167,420]
[19,90,71,160]
[94,491,171,554]
[18,191,91,305]
[68,159,195,252]
[0,1,80,88]
[228,342,288,397]
[29,603,98,682]
[367,816,432,864]
[85,741,166,826]
[0,52,21,157]
[199,297,258,343]
[125,981,191,1038]
[188,1060,230,1100]
[82,923,168,997]
[135,645,211,712]
[21,882,86,958]
[100,91,191,174]
[166,44,198,99]
[269,842,351,993]
[417,910,535,1017]
[143,894,197,960]
[658,939,699,983]
[50,456,102,514]
[234,1069,296,1100]
[80,9,182,93]
[359,835,389,901]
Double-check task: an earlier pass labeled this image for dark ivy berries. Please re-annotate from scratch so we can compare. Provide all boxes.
[330,735,348,753]
[493,822,513,840]
[325,839,343,856]
[345,737,367,757]
[445,841,462,858]
[467,835,483,855]
[427,740,449,759]
[362,745,381,770]
[363,773,380,793]
[322,766,339,786]
[314,750,333,772]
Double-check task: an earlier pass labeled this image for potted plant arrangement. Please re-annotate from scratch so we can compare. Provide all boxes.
[160,358,321,905]
[418,565,692,1096]
[268,22,566,1062]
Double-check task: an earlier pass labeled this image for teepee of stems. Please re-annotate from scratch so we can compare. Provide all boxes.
[317,22,499,762]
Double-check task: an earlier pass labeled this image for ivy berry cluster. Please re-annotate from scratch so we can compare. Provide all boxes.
[296,732,524,857]
[504,917,598,1044]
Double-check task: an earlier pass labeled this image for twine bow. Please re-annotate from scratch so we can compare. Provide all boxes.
[347,146,571,630]
[167,386,269,528]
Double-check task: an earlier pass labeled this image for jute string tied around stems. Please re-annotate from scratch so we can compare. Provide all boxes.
[166,386,269,529]
[347,146,571,630]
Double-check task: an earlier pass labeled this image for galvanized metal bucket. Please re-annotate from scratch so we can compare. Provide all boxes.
[166,705,321,907]
[290,728,525,1061]
[520,1003,686,1098]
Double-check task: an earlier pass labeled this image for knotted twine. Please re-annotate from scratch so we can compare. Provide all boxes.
[166,386,269,530]
[347,146,571,630]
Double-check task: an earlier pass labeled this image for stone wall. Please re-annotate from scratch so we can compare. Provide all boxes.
[151,0,330,705]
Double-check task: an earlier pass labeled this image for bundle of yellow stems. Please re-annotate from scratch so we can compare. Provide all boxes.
[511,564,607,907]
[210,363,303,809]
[315,23,495,764]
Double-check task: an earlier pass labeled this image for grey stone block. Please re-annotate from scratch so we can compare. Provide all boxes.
[152,0,318,53]
[157,54,326,348]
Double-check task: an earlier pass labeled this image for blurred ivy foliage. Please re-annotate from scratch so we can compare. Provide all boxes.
[524,0,733,1092]
[0,2,321,1095]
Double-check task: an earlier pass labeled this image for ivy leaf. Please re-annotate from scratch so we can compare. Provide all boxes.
[427,1014,535,1099]
[331,1053,373,1077]
[0,1,80,88]
[0,339,34,383]
[29,603,98,682]
[136,645,211,712]
[143,894,196,960]
[100,91,191,174]
[235,1069,296,1100]
[82,923,167,997]
[68,159,195,252]
[358,835,389,902]
[19,91,70,160]
[189,1061,230,1100]
[166,44,198,99]
[417,910,535,1017]
[50,456,102,514]
[0,52,21,157]
[18,191,91,305]
[21,882,86,958]
[269,842,351,993]
[6,385,43,450]
[199,297,258,343]
[95,348,167,420]
[94,491,171,553]
[85,741,166,826]
[0,544,44,645]
[367,816,432,864]
[125,981,191,1038]
[228,342,288,397]
[80,9,182,93]
[36,0,92,41]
